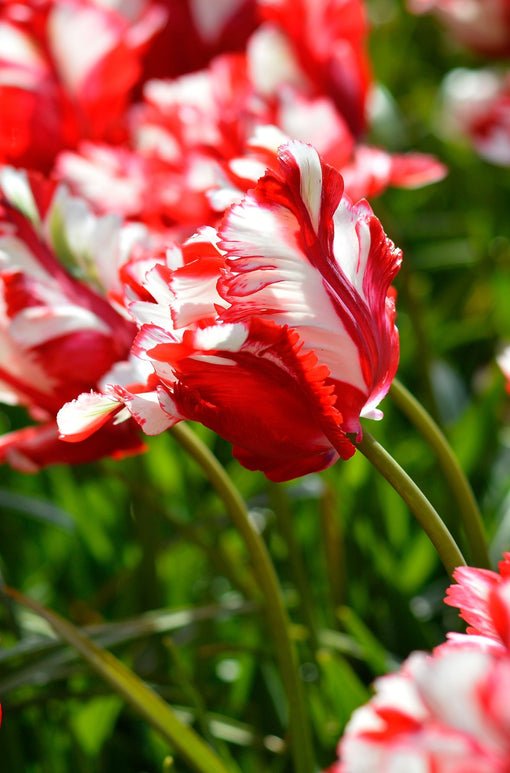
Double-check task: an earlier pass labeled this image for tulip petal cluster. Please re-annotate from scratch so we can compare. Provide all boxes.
[408,0,510,57]
[0,0,445,472]
[57,141,402,481]
[0,167,148,470]
[328,554,510,772]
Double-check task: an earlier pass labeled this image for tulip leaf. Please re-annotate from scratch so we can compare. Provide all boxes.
[2,586,232,773]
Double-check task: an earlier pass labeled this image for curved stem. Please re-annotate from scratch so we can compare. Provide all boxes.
[356,431,467,576]
[170,423,315,773]
[390,378,490,568]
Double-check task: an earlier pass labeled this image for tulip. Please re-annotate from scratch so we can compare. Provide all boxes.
[328,555,510,772]
[0,167,147,470]
[58,141,401,481]
[408,0,510,56]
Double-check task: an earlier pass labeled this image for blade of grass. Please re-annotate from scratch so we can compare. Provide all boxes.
[0,599,255,664]
[0,599,256,694]
[3,585,233,773]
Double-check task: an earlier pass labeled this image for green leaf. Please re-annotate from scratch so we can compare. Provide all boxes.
[3,586,232,773]
[0,490,75,531]
[70,695,123,756]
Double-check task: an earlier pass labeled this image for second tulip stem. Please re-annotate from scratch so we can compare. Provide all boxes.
[357,430,467,576]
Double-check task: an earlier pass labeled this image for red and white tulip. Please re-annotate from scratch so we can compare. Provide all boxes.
[58,141,402,481]
[329,555,510,772]
[440,68,510,168]
[0,0,166,171]
[409,0,510,57]
[0,167,148,470]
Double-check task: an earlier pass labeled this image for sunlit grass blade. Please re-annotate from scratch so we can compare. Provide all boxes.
[0,598,255,664]
[3,585,233,773]
[0,489,75,531]
[0,599,256,695]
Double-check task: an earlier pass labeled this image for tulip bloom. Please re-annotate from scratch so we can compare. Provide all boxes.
[0,0,166,171]
[408,0,510,57]
[255,0,371,136]
[0,167,147,470]
[332,647,510,773]
[329,555,510,772]
[444,553,510,653]
[58,141,401,481]
[440,68,510,168]
[57,47,446,238]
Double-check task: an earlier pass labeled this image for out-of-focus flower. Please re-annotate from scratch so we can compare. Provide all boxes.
[218,122,447,207]
[56,48,446,235]
[444,553,510,653]
[0,0,166,171]
[57,141,402,481]
[497,346,510,394]
[440,68,510,167]
[142,0,258,80]
[408,0,510,57]
[328,554,510,772]
[333,647,510,773]
[255,0,371,136]
[56,53,263,234]
[0,167,148,470]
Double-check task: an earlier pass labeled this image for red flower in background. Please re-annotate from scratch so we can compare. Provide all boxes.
[55,46,445,238]
[408,0,510,57]
[257,0,371,137]
[0,0,446,241]
[58,141,401,481]
[440,68,510,168]
[0,0,166,171]
[0,167,148,470]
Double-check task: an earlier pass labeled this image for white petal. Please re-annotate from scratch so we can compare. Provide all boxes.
[57,391,121,438]
[116,389,175,434]
[0,167,41,226]
[194,323,248,352]
[10,306,110,346]
[288,141,323,234]
[222,196,366,391]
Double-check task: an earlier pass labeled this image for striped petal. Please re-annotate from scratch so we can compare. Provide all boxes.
[218,140,401,436]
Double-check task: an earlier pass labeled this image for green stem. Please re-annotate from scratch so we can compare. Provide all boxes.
[170,423,315,773]
[390,378,490,568]
[356,431,467,576]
